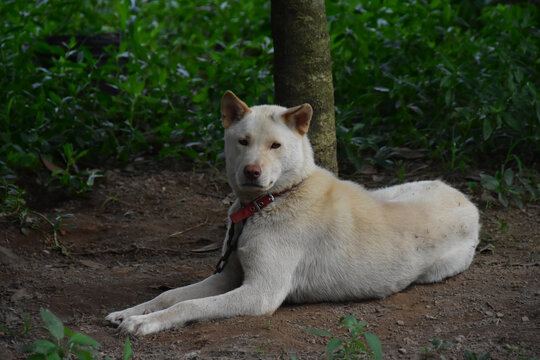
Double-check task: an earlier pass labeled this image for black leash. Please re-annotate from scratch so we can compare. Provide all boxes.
[214,219,245,273]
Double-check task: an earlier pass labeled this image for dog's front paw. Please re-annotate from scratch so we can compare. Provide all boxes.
[119,315,164,335]
[106,310,131,325]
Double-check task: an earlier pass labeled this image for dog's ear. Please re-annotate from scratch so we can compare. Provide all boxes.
[281,104,313,135]
[221,91,251,128]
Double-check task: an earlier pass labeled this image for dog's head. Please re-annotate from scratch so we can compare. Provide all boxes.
[221,91,315,201]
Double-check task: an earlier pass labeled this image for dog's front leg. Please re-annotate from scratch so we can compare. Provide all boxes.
[120,281,290,335]
[106,253,242,325]
[119,243,299,335]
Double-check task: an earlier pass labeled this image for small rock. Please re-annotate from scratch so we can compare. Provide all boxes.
[181,351,199,360]
[396,320,405,326]
[425,314,437,320]
[0,246,19,267]
[80,259,106,270]
[485,311,494,317]
[0,347,15,360]
[455,335,465,343]
[11,288,31,302]
[398,348,407,354]
[521,316,529,322]
[425,305,431,309]
[359,164,377,175]
[496,312,504,318]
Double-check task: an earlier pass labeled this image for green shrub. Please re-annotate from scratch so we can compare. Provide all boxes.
[328,0,539,171]
[0,0,273,179]
[1,0,538,209]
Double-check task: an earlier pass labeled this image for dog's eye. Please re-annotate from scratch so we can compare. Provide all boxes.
[271,142,281,149]
[238,139,249,146]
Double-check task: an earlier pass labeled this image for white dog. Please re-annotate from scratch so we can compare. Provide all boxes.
[106,91,480,335]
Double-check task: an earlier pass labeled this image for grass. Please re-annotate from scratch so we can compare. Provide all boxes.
[1,0,538,215]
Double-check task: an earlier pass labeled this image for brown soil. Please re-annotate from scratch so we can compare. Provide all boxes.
[1,165,538,360]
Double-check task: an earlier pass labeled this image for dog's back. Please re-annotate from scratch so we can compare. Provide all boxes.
[272,169,479,302]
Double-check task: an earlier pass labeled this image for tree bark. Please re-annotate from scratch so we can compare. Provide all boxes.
[271,0,338,174]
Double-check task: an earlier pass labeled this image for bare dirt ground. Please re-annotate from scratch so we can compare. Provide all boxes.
[1,164,538,359]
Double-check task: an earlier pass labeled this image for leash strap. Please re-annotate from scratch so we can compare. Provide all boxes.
[214,220,244,274]
[215,183,301,273]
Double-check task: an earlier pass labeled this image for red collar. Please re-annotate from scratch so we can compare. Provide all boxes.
[230,185,297,223]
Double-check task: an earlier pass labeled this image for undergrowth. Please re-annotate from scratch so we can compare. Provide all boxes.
[300,316,382,360]
[1,0,538,216]
[3,311,537,359]
[1,308,133,360]
[292,316,538,360]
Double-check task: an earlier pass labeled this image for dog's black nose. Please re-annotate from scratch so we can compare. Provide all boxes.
[244,164,261,180]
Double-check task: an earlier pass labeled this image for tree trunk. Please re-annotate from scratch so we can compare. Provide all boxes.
[271,0,338,174]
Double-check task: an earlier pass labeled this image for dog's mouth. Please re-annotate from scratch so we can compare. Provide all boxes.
[239,180,274,193]
[241,183,264,188]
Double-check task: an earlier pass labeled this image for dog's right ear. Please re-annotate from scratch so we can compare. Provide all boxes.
[221,91,251,128]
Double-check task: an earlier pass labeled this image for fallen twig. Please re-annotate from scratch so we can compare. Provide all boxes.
[169,218,208,238]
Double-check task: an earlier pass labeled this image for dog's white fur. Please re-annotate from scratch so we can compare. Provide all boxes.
[106,91,480,335]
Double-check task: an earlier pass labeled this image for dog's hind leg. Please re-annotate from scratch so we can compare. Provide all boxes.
[106,254,242,325]
[416,235,478,284]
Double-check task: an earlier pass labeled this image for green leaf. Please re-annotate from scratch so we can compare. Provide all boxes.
[503,168,514,186]
[180,148,199,159]
[68,333,100,348]
[303,328,332,336]
[73,349,93,360]
[440,340,453,350]
[29,339,58,355]
[48,91,62,105]
[340,315,362,329]
[40,308,64,342]
[325,338,343,355]
[479,352,492,360]
[365,332,383,360]
[123,337,133,360]
[26,354,45,360]
[482,117,493,140]
[63,143,73,159]
[498,192,509,207]
[74,149,89,161]
[502,113,520,131]
[46,353,62,360]
[480,174,499,191]
[510,194,523,209]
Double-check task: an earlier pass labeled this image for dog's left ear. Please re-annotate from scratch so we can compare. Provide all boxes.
[221,91,251,128]
[281,104,313,135]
